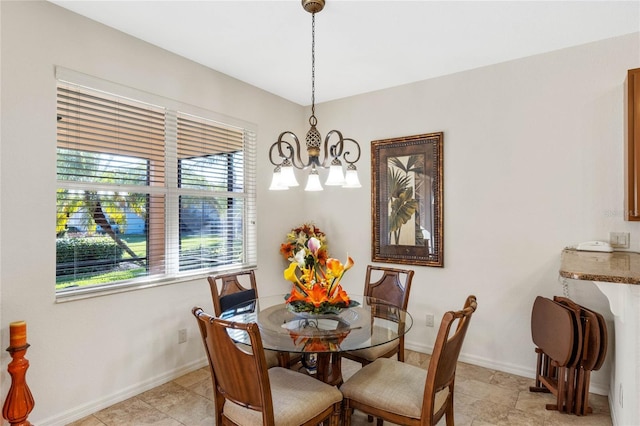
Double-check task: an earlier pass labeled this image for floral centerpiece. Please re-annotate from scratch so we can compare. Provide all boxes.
[281,223,357,315]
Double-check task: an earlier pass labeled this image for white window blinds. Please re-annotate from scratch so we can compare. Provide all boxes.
[56,76,256,296]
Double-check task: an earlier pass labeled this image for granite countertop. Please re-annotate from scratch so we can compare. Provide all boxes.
[560,248,640,285]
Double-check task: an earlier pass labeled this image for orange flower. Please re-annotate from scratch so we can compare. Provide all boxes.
[316,248,328,266]
[280,242,295,260]
[326,258,344,277]
[306,283,329,307]
[328,285,350,305]
[326,256,354,296]
[286,286,307,304]
[344,256,354,272]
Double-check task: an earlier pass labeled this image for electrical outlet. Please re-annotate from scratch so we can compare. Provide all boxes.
[178,329,187,344]
[610,232,630,249]
[425,314,434,327]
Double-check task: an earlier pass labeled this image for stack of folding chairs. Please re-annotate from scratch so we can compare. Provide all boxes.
[529,295,607,415]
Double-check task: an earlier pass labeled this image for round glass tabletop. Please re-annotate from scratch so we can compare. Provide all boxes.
[220,294,413,353]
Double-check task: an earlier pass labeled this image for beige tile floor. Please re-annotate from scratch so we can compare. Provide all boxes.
[69,349,611,425]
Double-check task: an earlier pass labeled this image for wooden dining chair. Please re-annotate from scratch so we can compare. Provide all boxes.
[341,295,478,426]
[341,265,414,366]
[207,270,299,368]
[208,270,258,317]
[192,307,343,426]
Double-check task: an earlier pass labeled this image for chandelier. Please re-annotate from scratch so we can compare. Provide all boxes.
[269,0,361,191]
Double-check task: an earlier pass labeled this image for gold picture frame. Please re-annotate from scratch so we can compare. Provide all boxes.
[371,132,443,267]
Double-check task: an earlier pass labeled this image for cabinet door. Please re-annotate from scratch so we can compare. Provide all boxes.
[626,68,640,221]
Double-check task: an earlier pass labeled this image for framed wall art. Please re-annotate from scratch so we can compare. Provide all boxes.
[371,132,443,267]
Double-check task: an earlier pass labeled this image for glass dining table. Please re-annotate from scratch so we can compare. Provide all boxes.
[220,294,413,386]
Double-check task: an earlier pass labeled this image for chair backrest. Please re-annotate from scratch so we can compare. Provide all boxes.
[192,307,275,424]
[364,265,414,309]
[208,270,258,316]
[422,295,477,421]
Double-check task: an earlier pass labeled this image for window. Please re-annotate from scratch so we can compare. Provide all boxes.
[56,72,256,297]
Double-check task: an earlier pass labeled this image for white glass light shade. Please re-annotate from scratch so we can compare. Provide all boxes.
[325,164,345,186]
[269,170,288,190]
[342,169,362,188]
[280,165,299,187]
[304,170,324,191]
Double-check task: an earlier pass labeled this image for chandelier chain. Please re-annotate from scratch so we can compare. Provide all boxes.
[310,12,316,121]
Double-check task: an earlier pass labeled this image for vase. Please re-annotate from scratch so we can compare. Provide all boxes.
[301,353,317,374]
[285,302,344,316]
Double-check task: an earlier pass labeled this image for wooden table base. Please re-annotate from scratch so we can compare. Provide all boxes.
[316,353,343,386]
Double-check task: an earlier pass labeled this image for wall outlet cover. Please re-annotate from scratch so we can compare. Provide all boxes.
[610,232,630,249]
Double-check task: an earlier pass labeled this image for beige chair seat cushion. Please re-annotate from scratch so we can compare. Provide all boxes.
[224,367,343,426]
[346,339,399,362]
[340,358,448,419]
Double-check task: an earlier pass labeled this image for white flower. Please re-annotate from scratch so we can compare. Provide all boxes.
[294,249,306,268]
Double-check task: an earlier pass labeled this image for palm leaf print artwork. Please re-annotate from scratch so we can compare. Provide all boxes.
[387,154,424,245]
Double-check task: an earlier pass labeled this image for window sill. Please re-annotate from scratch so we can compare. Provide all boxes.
[55,273,206,303]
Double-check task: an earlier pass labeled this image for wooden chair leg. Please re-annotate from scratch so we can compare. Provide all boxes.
[329,402,341,426]
[445,396,455,426]
[342,402,353,426]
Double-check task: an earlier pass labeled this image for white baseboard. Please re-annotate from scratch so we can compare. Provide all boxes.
[37,358,208,426]
[405,342,609,396]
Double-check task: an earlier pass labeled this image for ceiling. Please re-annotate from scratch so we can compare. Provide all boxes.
[49,1,640,106]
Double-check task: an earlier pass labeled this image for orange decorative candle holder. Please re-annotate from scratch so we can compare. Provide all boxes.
[2,321,34,426]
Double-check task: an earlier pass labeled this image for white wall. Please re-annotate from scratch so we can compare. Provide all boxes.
[0,1,305,424]
[305,31,640,396]
[1,1,639,424]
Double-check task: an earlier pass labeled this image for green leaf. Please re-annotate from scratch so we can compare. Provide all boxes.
[389,188,418,233]
[388,167,411,198]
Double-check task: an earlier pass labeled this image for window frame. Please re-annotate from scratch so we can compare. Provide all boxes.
[55,67,257,301]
